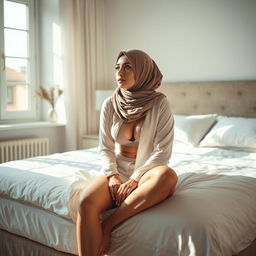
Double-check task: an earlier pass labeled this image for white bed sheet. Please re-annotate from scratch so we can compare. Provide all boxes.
[0,149,102,220]
[0,144,255,256]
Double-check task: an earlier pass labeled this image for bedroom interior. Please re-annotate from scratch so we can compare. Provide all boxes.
[0,0,255,255]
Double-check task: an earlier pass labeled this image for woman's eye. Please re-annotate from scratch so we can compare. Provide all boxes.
[124,65,131,71]
[115,65,132,71]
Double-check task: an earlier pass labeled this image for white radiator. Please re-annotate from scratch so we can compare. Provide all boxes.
[0,138,49,163]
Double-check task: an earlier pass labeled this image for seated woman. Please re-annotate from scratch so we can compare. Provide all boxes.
[76,49,178,256]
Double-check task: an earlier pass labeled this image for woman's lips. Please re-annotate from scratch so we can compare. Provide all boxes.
[118,78,125,82]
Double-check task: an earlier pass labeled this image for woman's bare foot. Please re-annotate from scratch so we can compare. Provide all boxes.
[99,222,112,256]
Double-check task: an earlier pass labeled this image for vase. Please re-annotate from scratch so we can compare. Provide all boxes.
[47,107,58,122]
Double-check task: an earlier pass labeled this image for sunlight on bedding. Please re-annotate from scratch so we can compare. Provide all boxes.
[188,235,196,255]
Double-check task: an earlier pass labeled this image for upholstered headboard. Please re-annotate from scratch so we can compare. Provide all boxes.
[157,80,256,118]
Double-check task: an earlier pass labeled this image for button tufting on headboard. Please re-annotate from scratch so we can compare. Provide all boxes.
[158,80,256,118]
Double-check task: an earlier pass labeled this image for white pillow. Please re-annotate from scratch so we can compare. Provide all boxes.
[174,114,218,146]
[200,116,256,149]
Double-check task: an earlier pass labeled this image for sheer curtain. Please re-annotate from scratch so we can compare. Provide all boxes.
[59,0,107,151]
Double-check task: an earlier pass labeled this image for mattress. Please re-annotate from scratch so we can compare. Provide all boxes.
[0,144,256,256]
[0,197,76,254]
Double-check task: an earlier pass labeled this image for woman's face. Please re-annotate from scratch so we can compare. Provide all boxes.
[115,55,135,89]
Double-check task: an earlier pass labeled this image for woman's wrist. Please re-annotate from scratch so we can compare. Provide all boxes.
[107,173,120,180]
[129,179,138,188]
[129,178,138,184]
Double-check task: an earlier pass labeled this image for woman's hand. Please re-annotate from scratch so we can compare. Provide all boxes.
[108,174,123,203]
[115,179,138,206]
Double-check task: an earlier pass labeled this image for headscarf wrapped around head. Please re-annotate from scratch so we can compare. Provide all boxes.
[111,49,165,122]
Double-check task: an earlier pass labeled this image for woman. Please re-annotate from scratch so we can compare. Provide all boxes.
[76,49,177,256]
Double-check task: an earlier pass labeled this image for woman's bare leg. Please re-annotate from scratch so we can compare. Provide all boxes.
[76,175,114,256]
[100,166,177,254]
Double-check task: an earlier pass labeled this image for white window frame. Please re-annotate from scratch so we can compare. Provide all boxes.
[0,0,37,121]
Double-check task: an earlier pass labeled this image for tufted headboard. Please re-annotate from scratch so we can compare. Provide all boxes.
[157,80,256,118]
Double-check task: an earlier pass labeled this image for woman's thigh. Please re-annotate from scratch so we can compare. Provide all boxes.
[80,175,114,214]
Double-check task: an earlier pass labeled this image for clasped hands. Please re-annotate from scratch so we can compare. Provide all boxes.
[108,174,138,206]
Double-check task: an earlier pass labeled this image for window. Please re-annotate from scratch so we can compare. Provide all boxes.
[0,0,37,121]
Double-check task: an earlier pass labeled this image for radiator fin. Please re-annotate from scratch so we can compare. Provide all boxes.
[0,138,49,163]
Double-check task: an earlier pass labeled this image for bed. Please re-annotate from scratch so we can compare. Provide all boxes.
[0,80,256,256]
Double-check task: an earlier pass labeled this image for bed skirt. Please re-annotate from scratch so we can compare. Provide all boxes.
[0,229,75,256]
[1,228,255,256]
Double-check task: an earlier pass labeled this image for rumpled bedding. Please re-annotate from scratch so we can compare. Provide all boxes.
[0,144,255,255]
[0,149,101,220]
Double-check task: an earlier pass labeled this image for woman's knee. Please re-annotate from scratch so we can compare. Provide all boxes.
[154,166,178,192]
[155,166,177,181]
[167,167,178,185]
[79,195,94,214]
[78,176,110,216]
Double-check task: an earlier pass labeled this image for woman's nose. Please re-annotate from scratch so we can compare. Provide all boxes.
[117,68,124,76]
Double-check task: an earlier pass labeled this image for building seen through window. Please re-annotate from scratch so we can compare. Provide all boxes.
[0,0,36,120]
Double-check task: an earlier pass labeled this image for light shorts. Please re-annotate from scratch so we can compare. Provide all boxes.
[116,153,136,182]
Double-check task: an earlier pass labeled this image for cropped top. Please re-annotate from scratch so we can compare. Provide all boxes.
[115,119,144,147]
[116,132,139,147]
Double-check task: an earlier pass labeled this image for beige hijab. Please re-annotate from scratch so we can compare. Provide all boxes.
[111,49,165,123]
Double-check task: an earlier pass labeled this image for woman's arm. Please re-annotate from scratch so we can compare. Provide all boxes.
[130,98,174,182]
[98,97,119,177]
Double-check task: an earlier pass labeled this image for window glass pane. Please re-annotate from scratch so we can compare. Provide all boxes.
[7,87,14,104]
[6,85,29,111]
[5,29,28,58]
[6,58,27,83]
[4,0,27,30]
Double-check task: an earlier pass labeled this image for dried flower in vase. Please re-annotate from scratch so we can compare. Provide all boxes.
[35,86,63,109]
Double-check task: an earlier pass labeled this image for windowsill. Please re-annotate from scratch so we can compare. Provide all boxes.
[0,121,66,131]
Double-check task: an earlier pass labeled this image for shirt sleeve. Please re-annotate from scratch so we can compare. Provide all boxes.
[98,97,119,177]
[130,98,174,182]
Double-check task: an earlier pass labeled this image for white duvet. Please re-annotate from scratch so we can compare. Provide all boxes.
[0,144,256,256]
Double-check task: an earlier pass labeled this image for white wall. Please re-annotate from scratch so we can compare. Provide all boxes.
[105,0,256,86]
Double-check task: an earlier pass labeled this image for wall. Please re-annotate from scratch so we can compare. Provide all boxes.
[105,0,256,86]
